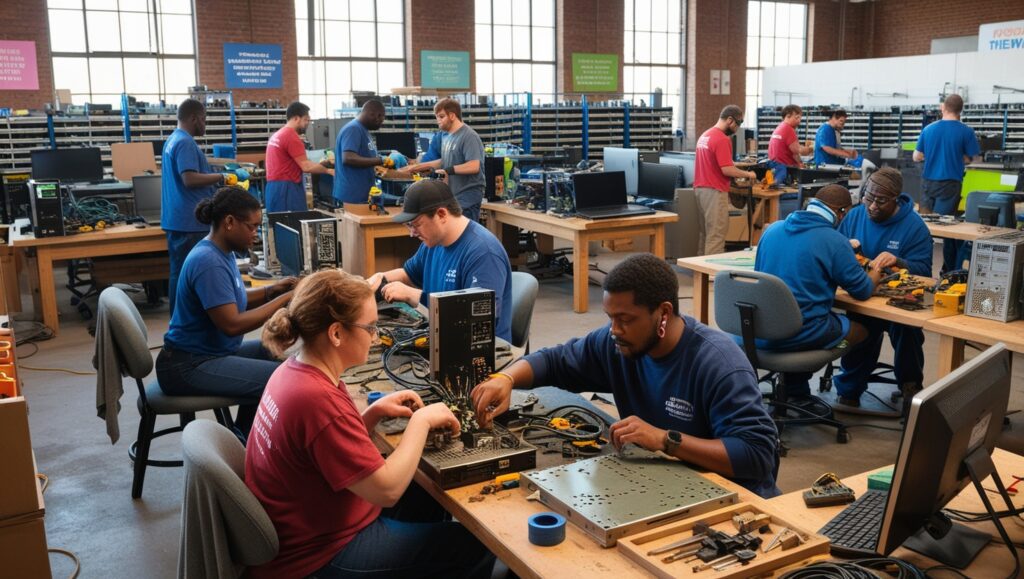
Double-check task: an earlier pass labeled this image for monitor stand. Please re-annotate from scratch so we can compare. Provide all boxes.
[903,447,1018,569]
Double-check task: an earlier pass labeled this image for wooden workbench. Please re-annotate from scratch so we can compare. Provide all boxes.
[337,208,420,277]
[924,314,1024,378]
[923,219,1017,242]
[483,202,677,313]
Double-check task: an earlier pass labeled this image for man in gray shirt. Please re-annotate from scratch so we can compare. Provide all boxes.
[406,98,486,221]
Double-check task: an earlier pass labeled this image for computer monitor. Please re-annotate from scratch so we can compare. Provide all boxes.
[978,134,1002,152]
[638,162,680,201]
[877,343,1012,567]
[603,147,641,196]
[798,167,845,184]
[31,147,104,182]
[965,191,1017,228]
[572,171,627,210]
[860,149,882,168]
[131,175,161,223]
[659,151,695,187]
[274,222,303,277]
[374,132,418,158]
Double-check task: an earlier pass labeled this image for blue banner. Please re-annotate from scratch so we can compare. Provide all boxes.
[223,43,282,89]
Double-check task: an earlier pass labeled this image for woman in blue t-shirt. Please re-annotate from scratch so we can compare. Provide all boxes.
[156,186,296,436]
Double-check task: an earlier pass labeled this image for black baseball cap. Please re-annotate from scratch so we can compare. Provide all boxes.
[391,179,460,223]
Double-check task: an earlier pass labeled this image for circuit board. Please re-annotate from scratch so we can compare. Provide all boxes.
[419,435,537,489]
[523,454,738,547]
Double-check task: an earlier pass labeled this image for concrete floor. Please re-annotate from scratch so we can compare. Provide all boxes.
[19,244,1024,578]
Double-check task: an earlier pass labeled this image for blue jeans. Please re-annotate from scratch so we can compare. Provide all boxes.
[763,313,847,398]
[310,485,494,579]
[922,179,966,274]
[833,314,925,401]
[166,230,208,318]
[155,340,280,436]
[266,180,308,213]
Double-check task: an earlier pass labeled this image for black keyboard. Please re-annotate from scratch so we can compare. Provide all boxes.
[819,489,887,557]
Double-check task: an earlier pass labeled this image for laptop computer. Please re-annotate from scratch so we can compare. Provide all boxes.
[132,174,162,225]
[571,171,655,220]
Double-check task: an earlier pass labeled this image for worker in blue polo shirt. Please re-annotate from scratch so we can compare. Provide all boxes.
[472,254,781,498]
[813,109,858,166]
[835,168,933,414]
[914,93,981,274]
[332,100,388,207]
[420,132,444,163]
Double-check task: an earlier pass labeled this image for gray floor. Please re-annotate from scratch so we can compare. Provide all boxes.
[21,244,1024,578]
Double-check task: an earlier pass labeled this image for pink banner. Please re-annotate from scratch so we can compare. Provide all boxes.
[0,41,39,91]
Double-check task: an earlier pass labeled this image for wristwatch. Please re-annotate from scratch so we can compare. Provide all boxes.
[663,430,682,455]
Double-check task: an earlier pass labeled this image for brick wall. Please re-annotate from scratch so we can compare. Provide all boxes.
[558,0,624,100]
[808,1,870,62]
[685,0,746,140]
[405,0,475,90]
[195,0,298,104]
[0,0,53,110]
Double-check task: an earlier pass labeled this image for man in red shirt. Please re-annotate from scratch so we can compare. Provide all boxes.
[768,104,812,168]
[264,101,334,213]
[693,105,757,255]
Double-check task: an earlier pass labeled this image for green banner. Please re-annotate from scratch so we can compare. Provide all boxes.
[572,53,619,92]
[421,50,470,89]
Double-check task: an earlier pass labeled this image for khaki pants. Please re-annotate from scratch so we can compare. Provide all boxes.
[695,187,729,256]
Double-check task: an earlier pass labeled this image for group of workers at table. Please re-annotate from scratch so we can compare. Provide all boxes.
[145,89,993,576]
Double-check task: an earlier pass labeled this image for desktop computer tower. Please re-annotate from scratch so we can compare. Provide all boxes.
[298,217,340,273]
[27,180,68,237]
[1,171,31,224]
[966,231,1024,322]
[429,288,496,389]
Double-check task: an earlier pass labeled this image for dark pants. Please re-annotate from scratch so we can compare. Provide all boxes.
[266,180,307,213]
[922,179,967,274]
[833,314,925,401]
[461,203,481,223]
[768,314,847,399]
[166,230,208,318]
[155,340,280,436]
[310,484,494,579]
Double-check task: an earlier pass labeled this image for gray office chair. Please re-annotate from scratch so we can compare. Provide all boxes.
[178,420,279,579]
[713,270,851,452]
[510,271,539,352]
[97,287,241,499]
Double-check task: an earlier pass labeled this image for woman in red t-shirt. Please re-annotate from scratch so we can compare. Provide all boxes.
[245,269,494,578]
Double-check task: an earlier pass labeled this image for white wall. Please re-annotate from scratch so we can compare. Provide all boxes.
[762,51,1024,108]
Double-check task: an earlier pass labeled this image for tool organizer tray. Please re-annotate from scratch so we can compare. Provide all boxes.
[617,501,829,578]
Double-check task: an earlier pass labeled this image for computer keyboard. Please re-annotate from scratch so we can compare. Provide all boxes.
[818,489,886,557]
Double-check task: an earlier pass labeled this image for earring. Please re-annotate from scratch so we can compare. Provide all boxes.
[657,317,667,339]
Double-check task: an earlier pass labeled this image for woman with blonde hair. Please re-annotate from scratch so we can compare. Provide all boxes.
[245,269,494,579]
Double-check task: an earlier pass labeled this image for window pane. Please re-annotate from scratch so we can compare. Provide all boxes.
[123,58,159,92]
[748,2,760,33]
[511,25,530,58]
[775,37,788,66]
[378,61,404,94]
[324,21,350,57]
[532,26,554,61]
[49,0,83,8]
[746,69,759,98]
[651,33,667,64]
[667,33,681,64]
[635,0,651,31]
[532,63,554,98]
[88,57,124,92]
[298,59,317,93]
[120,12,152,52]
[324,60,352,94]
[377,0,403,23]
[476,62,493,94]
[475,0,491,23]
[49,9,87,52]
[747,35,759,67]
[157,0,192,15]
[791,39,804,64]
[635,31,650,63]
[623,66,634,93]
[160,14,194,54]
[351,61,378,92]
[760,5,775,36]
[86,10,122,52]
[759,36,774,65]
[476,25,492,60]
[296,19,309,56]
[324,0,348,19]
[775,3,790,37]
[349,0,374,21]
[492,25,512,59]
[651,0,668,32]
[533,0,554,27]
[294,0,307,19]
[377,23,403,58]
[350,22,376,57]
[493,0,512,24]
[52,57,91,93]
[492,62,513,94]
[85,0,116,9]
[634,66,651,94]
[513,62,531,92]
[162,58,195,93]
[625,0,633,31]
[668,0,680,32]
[624,30,633,63]
[791,4,807,37]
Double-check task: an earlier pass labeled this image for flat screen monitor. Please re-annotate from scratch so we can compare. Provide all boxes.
[274,222,303,277]
[572,171,627,210]
[31,147,104,183]
[877,344,1011,563]
[659,151,695,187]
[638,162,680,201]
[131,175,161,221]
[603,147,641,196]
[374,132,418,158]
[965,191,1017,228]
[978,134,1002,152]
[860,149,882,167]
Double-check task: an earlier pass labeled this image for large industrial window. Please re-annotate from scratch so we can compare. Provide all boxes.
[624,0,685,128]
[296,0,406,118]
[46,0,197,107]
[474,0,556,103]
[746,1,808,128]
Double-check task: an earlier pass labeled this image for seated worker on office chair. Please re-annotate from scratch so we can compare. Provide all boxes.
[754,184,886,404]
[834,168,932,414]
[472,254,781,498]
[367,179,513,342]
[245,270,494,579]
[156,187,296,438]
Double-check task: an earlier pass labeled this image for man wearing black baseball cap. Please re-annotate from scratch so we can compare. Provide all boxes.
[368,180,514,341]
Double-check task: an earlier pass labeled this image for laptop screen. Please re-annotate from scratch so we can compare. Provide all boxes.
[132,175,162,214]
[573,171,627,210]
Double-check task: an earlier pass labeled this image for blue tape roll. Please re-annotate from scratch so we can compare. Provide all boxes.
[367,391,383,404]
[528,512,566,546]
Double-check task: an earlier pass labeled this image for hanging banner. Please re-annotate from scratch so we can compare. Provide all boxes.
[978,20,1024,52]
[223,43,282,88]
[0,41,39,91]
[421,51,470,89]
[572,53,618,92]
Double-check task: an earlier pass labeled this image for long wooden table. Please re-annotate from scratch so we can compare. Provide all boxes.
[10,224,167,335]
[924,314,1024,378]
[483,202,677,313]
[924,220,1017,242]
[676,250,941,328]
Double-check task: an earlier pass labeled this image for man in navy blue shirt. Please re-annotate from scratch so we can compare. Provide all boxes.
[368,180,513,342]
[161,98,227,316]
[813,109,857,166]
[332,100,388,206]
[835,168,933,413]
[914,94,980,273]
[472,254,780,498]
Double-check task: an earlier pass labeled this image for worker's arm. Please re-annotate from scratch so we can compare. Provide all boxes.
[822,145,856,159]
[343,150,384,168]
[790,141,813,158]
[439,159,481,176]
[205,292,292,337]
[610,416,735,477]
[912,150,925,162]
[295,155,332,175]
[721,165,757,180]
[367,268,412,292]
[245,277,298,308]
[471,358,536,425]
[405,159,443,173]
[964,154,980,164]
[181,170,223,189]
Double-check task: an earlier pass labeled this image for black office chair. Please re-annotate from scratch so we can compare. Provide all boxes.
[714,270,851,454]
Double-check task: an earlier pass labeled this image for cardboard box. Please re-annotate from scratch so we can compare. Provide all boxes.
[0,515,51,578]
[0,397,42,519]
